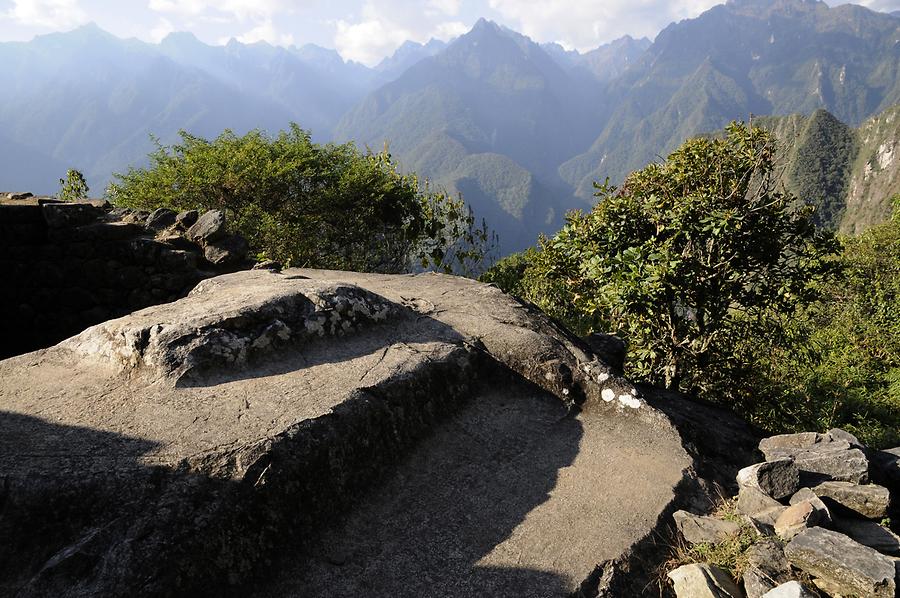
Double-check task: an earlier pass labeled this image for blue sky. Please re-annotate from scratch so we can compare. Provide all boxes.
[1,0,899,65]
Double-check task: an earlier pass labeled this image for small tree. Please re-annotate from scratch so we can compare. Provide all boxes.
[539,123,839,397]
[107,125,494,274]
[58,169,89,202]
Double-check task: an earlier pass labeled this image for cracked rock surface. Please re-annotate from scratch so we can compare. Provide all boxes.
[0,269,757,597]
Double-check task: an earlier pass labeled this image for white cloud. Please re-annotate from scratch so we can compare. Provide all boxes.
[148,0,289,21]
[236,18,294,45]
[335,16,413,65]
[332,0,472,65]
[4,0,87,29]
[487,0,722,49]
[426,0,461,16]
[149,16,174,42]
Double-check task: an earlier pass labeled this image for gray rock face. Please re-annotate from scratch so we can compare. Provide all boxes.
[827,428,863,449]
[784,527,896,598]
[145,208,176,230]
[759,432,869,484]
[2,269,714,598]
[187,209,226,244]
[62,271,403,384]
[759,581,816,597]
[759,432,829,458]
[788,488,831,525]
[737,486,787,524]
[812,481,890,519]
[743,539,791,598]
[204,234,249,266]
[832,517,900,554]
[673,510,741,545]
[774,501,823,540]
[737,459,799,500]
[794,448,870,485]
[668,563,744,598]
[175,209,198,230]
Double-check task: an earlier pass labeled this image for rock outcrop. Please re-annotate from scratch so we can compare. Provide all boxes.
[0,268,762,597]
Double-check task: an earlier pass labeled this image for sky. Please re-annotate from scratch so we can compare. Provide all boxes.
[0,0,899,66]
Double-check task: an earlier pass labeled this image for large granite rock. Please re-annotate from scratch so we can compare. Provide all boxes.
[743,539,791,598]
[1,269,758,598]
[737,459,799,500]
[832,517,900,554]
[784,527,896,598]
[811,481,891,519]
[759,431,869,484]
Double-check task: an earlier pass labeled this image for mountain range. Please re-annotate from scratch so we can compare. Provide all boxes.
[1,0,899,253]
[754,104,900,234]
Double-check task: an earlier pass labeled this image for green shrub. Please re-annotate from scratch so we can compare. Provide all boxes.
[58,169,89,202]
[532,123,839,399]
[108,125,493,275]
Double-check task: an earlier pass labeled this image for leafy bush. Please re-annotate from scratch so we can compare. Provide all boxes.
[108,125,493,275]
[524,123,839,398]
[58,169,89,202]
[755,196,900,447]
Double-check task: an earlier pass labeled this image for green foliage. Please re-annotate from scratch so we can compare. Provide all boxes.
[58,168,89,202]
[107,125,493,275]
[536,123,839,398]
[754,195,900,447]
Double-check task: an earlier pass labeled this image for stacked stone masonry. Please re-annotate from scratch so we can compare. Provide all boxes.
[0,194,249,358]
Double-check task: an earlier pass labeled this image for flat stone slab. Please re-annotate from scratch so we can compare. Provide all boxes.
[0,269,696,597]
[784,527,896,598]
[248,384,689,597]
[812,481,891,519]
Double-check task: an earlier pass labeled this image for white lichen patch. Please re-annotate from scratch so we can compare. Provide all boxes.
[618,394,642,409]
[601,388,616,402]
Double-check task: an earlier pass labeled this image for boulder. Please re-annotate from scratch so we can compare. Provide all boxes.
[204,234,249,267]
[145,208,176,231]
[737,459,799,500]
[812,481,890,519]
[759,432,869,484]
[774,501,824,541]
[827,428,864,449]
[742,539,791,598]
[668,563,744,598]
[187,209,226,244]
[788,488,831,525]
[832,517,900,554]
[7,191,33,200]
[673,510,741,545]
[737,486,787,525]
[175,209,199,231]
[252,260,282,272]
[759,581,816,597]
[759,432,830,459]
[784,527,896,598]
[794,448,869,485]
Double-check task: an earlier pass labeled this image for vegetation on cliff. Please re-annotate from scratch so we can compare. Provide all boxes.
[108,125,493,275]
[483,124,900,446]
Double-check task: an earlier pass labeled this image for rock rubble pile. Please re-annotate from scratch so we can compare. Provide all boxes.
[669,429,900,597]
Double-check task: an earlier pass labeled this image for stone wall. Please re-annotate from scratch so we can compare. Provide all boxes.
[0,196,250,359]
